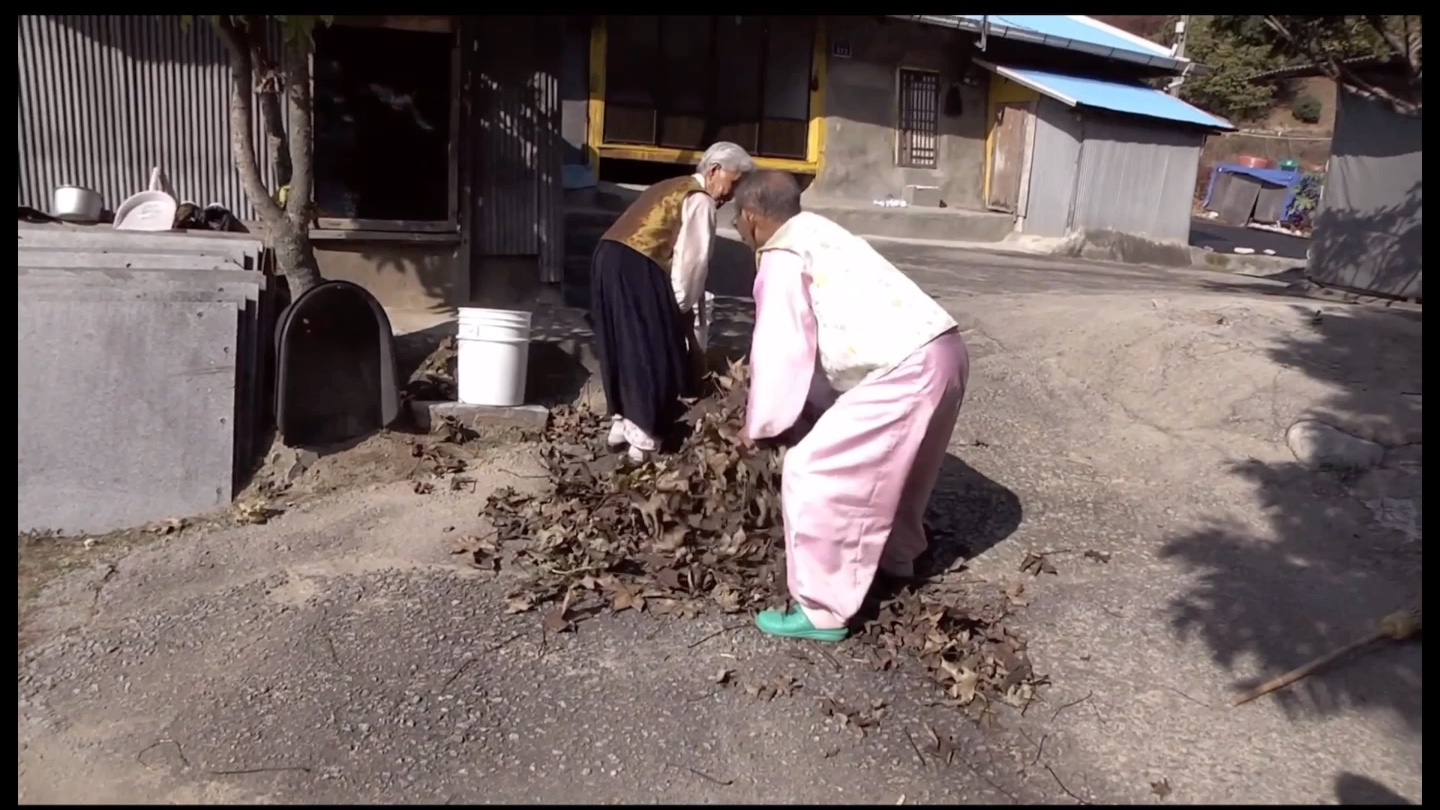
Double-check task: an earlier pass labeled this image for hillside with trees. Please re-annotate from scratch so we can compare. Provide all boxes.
[1095,15,1422,132]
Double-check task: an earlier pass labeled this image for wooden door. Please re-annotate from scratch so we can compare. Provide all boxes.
[987,101,1033,213]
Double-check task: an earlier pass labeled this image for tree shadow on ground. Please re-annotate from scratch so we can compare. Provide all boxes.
[1158,299,1422,735]
[1334,773,1415,805]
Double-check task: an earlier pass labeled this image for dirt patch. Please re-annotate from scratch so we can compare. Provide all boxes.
[18,426,535,652]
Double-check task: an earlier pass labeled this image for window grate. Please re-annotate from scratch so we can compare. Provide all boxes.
[896,69,940,169]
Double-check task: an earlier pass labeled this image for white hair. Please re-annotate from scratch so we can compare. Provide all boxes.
[698,141,755,175]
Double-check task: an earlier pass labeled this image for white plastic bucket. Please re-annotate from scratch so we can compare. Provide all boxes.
[694,291,716,351]
[456,308,532,407]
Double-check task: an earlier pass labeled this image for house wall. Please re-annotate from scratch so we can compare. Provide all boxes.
[559,16,591,167]
[18,14,567,312]
[313,241,467,311]
[1021,97,1083,237]
[1070,113,1204,243]
[809,17,988,210]
[1307,87,1422,300]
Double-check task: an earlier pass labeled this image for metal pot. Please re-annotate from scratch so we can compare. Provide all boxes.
[52,185,104,222]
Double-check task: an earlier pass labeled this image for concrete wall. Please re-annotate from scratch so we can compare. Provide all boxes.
[314,240,467,313]
[560,16,591,167]
[268,238,541,314]
[809,17,987,210]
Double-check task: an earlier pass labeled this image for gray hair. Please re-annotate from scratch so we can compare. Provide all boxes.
[698,141,755,175]
[733,170,803,222]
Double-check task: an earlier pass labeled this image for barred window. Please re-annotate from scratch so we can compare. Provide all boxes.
[896,68,940,169]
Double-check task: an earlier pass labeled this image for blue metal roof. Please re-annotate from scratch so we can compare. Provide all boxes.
[961,16,1174,63]
[893,15,1186,71]
[990,64,1236,131]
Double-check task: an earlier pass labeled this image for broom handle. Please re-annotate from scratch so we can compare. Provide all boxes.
[1231,632,1382,707]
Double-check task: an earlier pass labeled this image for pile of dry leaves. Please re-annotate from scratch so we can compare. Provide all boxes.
[477,360,1044,715]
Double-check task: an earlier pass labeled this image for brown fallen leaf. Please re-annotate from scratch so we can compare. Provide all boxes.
[413,480,435,495]
[1004,581,1030,607]
[1151,777,1172,800]
[743,681,774,701]
[233,500,281,525]
[542,607,573,634]
[712,669,734,685]
[1020,551,1058,577]
[505,594,537,614]
[1084,550,1112,564]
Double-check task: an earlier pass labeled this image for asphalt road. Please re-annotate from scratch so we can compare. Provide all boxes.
[1189,217,1311,261]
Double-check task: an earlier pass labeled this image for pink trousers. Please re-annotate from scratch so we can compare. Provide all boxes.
[782,330,969,629]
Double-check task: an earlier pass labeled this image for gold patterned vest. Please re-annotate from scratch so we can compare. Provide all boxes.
[599,175,706,271]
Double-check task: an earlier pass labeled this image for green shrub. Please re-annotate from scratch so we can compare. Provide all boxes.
[1292,95,1323,124]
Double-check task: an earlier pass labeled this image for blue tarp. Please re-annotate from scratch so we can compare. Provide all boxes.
[1203,163,1305,220]
[990,64,1236,131]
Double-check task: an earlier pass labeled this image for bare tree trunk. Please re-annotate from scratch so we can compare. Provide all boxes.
[245,15,292,190]
[211,16,322,296]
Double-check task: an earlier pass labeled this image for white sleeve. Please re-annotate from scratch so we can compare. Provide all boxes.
[670,192,717,314]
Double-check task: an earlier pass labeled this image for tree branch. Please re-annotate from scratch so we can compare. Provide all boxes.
[280,33,315,226]
[243,15,292,190]
[211,16,284,223]
[1261,14,1421,116]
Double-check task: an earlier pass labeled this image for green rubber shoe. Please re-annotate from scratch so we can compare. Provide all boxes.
[754,606,849,643]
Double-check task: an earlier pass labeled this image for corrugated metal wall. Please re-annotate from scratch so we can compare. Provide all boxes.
[467,16,565,283]
[18,15,288,220]
[1307,88,1422,300]
[1020,97,1082,238]
[1070,114,1204,243]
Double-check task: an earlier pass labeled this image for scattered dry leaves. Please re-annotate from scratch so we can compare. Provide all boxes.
[475,360,1045,714]
[819,696,886,738]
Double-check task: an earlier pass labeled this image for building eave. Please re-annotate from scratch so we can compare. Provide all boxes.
[892,15,1190,73]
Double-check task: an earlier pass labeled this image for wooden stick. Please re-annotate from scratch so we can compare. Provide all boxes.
[1231,632,1382,707]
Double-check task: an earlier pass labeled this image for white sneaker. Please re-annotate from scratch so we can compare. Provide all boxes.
[607,417,627,449]
[627,445,651,464]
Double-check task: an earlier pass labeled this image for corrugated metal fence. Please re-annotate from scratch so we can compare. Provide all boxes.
[1021,97,1082,238]
[1070,115,1203,244]
[467,16,565,282]
[18,15,286,220]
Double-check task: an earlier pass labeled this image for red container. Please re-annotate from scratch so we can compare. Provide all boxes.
[1234,155,1277,170]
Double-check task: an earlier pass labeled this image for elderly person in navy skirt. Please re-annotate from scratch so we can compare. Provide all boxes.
[588,141,755,462]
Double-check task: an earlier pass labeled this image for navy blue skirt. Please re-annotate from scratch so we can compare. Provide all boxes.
[589,240,697,438]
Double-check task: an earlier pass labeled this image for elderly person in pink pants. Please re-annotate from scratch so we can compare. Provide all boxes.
[731,170,970,642]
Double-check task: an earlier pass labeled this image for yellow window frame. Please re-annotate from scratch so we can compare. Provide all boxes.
[586,16,827,175]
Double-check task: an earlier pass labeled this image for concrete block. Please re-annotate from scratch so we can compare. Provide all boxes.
[19,300,239,534]
[904,185,943,208]
[410,400,550,437]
